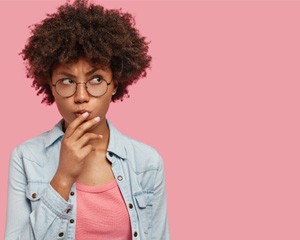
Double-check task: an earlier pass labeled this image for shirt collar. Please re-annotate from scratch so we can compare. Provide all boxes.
[45,119,127,160]
[44,119,65,148]
[106,119,127,160]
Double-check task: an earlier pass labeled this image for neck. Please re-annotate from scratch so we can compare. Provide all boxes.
[92,118,110,150]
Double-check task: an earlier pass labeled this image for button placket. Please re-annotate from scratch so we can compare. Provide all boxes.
[31,193,38,199]
[108,152,113,157]
[117,175,123,181]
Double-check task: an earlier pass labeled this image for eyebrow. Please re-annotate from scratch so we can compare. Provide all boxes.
[56,68,101,78]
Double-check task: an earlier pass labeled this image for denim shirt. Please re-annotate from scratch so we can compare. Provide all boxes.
[5,120,170,240]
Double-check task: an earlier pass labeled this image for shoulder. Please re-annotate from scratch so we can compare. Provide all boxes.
[124,134,162,162]
[10,121,64,166]
[13,131,50,159]
[108,121,164,172]
[126,135,164,172]
[8,132,49,176]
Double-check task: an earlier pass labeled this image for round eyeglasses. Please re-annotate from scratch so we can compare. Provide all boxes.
[52,77,112,98]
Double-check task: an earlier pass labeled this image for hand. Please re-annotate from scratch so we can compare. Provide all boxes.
[50,112,102,199]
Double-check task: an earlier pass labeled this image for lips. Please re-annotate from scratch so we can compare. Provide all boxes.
[74,110,91,118]
[74,110,89,114]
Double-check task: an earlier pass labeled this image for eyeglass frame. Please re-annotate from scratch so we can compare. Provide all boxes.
[51,78,112,98]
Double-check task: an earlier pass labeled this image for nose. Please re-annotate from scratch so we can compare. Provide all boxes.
[74,83,89,103]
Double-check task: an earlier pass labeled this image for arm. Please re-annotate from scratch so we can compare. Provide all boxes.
[50,113,102,200]
[5,113,102,239]
[150,156,170,240]
[5,147,72,240]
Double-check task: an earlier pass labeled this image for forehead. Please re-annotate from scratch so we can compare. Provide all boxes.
[52,58,111,75]
[53,59,96,71]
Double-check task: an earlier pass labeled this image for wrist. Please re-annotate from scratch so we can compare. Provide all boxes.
[50,172,75,200]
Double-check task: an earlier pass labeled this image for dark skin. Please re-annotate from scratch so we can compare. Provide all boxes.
[50,114,115,200]
[50,59,117,201]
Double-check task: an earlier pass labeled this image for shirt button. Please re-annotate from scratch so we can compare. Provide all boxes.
[128,203,133,209]
[117,175,123,181]
[70,191,75,196]
[32,193,38,199]
[108,152,113,157]
[70,219,74,224]
[134,231,138,237]
[58,232,64,237]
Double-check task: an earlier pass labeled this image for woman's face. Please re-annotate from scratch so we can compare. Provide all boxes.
[51,58,116,129]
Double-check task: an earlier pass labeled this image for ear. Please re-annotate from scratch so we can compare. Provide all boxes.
[112,84,118,96]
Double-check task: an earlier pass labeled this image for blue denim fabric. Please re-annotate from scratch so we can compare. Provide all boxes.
[5,120,170,240]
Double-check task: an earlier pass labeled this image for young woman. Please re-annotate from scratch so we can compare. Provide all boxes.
[5,0,169,239]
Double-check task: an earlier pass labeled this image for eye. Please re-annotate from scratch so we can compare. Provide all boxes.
[60,79,75,85]
[89,76,103,85]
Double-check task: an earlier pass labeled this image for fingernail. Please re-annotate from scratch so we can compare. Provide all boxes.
[99,135,103,138]
[82,112,89,118]
[94,116,100,122]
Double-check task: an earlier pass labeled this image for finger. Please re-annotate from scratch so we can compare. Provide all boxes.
[70,116,101,140]
[64,112,90,138]
[77,133,103,148]
[80,144,96,159]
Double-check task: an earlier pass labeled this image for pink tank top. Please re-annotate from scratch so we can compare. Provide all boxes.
[75,179,132,240]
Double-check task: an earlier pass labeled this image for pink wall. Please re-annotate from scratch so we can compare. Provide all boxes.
[1,0,300,239]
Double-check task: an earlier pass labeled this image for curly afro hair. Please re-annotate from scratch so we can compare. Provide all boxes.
[21,0,152,104]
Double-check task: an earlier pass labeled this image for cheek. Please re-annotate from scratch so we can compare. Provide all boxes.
[93,97,112,117]
[55,101,67,117]
[54,99,73,120]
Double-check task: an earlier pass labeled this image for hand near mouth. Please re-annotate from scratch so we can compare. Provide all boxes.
[50,112,102,200]
[74,110,91,118]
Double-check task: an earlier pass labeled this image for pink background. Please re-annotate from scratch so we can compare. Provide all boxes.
[1,0,300,239]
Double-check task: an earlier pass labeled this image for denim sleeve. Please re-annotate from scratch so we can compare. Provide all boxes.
[5,146,73,240]
[150,155,170,240]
